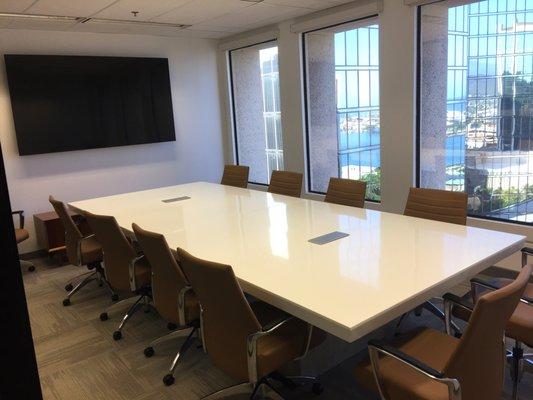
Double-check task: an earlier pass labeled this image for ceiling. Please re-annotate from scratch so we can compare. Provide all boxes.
[0,0,354,39]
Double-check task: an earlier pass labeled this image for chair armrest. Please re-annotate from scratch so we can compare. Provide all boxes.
[522,247,533,268]
[368,339,444,378]
[178,285,193,325]
[522,247,533,257]
[470,278,533,305]
[443,293,473,336]
[368,339,461,400]
[246,316,295,383]
[128,254,147,292]
[11,210,25,229]
[443,293,474,311]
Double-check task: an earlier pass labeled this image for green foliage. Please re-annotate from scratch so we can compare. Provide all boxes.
[361,168,381,201]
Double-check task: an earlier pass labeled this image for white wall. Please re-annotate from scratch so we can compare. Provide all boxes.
[0,29,224,253]
[217,0,531,270]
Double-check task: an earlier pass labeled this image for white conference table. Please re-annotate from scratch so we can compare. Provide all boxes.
[69,182,526,343]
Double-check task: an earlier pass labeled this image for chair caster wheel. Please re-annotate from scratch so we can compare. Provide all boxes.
[113,331,122,341]
[167,322,177,331]
[312,382,324,395]
[28,265,36,272]
[62,298,71,307]
[163,374,175,386]
[99,313,108,321]
[111,294,119,302]
[65,283,73,291]
[144,347,154,358]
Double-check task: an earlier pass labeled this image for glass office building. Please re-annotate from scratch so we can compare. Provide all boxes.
[441,0,533,222]
[260,47,284,179]
[334,24,381,200]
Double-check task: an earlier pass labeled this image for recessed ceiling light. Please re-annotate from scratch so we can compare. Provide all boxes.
[0,12,81,22]
[0,12,190,29]
[85,18,191,29]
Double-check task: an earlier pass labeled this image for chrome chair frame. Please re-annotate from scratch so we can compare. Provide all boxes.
[370,297,464,400]
[100,255,152,340]
[63,233,115,305]
[143,285,201,386]
[202,315,319,400]
[368,341,462,400]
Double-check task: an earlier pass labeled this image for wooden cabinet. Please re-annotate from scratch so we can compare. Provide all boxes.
[33,211,89,262]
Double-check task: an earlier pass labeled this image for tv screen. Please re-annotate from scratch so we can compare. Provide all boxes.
[4,55,176,155]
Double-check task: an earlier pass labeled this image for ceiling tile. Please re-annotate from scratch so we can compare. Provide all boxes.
[26,0,116,17]
[263,0,348,10]
[204,2,313,29]
[175,27,229,39]
[118,23,189,36]
[0,0,36,13]
[152,0,250,25]
[73,19,128,34]
[94,0,191,21]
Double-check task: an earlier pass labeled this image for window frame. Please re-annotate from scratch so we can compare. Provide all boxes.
[301,14,381,201]
[415,2,532,227]
[228,38,281,186]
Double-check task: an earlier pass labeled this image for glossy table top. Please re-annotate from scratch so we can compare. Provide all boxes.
[70,182,526,342]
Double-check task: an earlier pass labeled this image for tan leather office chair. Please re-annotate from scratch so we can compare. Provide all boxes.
[132,223,200,386]
[221,165,249,188]
[448,247,533,400]
[176,248,325,399]
[84,212,151,341]
[403,187,468,225]
[324,178,367,208]
[268,170,303,198]
[355,264,532,400]
[49,196,109,306]
[12,210,35,272]
[395,187,468,333]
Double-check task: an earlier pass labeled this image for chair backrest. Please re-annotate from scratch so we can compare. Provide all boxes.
[268,170,303,198]
[85,212,136,292]
[132,223,190,325]
[176,248,261,382]
[403,187,467,225]
[49,195,83,266]
[324,178,367,208]
[221,165,249,188]
[444,264,532,400]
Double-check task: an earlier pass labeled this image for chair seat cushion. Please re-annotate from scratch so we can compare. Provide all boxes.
[133,256,152,288]
[251,301,326,379]
[355,328,459,400]
[15,228,29,244]
[80,236,103,265]
[507,302,533,347]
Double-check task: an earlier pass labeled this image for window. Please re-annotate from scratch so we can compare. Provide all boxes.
[304,19,381,201]
[419,0,533,223]
[229,41,283,185]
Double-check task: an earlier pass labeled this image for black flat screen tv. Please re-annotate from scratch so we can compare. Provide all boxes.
[4,55,176,155]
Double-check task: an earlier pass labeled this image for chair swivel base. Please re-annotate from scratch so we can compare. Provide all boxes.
[20,260,35,272]
[99,291,152,340]
[202,373,323,400]
[142,323,200,386]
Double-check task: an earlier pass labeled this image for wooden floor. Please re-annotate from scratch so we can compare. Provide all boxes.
[23,256,533,400]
